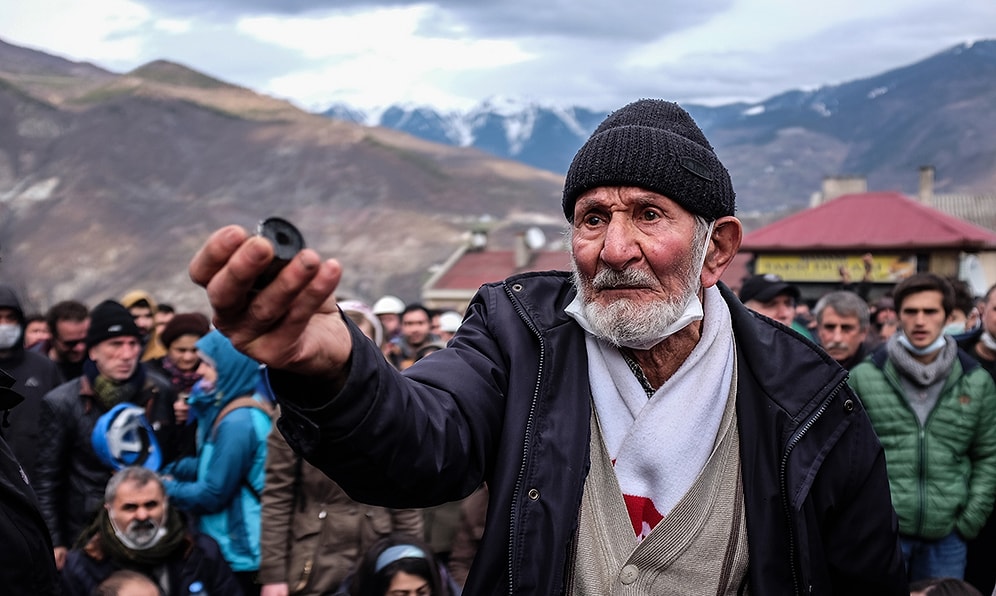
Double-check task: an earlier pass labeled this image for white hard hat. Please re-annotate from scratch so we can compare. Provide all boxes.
[372,295,405,315]
[439,310,463,333]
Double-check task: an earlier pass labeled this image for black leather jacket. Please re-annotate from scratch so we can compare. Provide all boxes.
[34,370,175,548]
[274,274,907,595]
[0,430,59,593]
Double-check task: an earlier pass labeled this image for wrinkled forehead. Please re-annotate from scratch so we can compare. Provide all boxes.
[573,186,694,217]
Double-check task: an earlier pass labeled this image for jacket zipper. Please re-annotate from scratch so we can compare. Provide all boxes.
[883,363,937,537]
[912,399,940,537]
[504,282,546,596]
[779,380,844,596]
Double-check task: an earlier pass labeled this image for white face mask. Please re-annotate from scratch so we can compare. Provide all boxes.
[109,506,169,551]
[980,331,996,352]
[942,322,966,336]
[0,323,22,349]
[896,332,947,356]
[568,220,714,349]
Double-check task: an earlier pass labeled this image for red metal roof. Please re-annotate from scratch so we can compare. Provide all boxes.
[430,249,571,291]
[741,192,996,252]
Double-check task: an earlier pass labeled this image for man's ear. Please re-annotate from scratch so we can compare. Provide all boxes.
[701,216,743,288]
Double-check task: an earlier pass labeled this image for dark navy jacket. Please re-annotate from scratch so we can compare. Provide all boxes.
[274,273,907,595]
[60,523,242,596]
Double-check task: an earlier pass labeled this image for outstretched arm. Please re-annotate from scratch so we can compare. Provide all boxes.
[188,225,351,380]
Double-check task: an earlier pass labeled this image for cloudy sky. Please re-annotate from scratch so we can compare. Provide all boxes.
[3,0,995,114]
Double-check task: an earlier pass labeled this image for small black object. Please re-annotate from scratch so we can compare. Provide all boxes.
[252,217,305,291]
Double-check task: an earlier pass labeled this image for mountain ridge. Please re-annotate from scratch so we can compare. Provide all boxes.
[0,38,565,312]
[324,39,996,212]
[1,37,994,313]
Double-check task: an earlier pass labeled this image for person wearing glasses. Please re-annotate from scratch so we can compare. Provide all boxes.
[34,299,90,381]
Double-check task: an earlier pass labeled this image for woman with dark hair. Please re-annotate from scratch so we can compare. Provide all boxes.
[344,534,458,596]
[145,312,211,461]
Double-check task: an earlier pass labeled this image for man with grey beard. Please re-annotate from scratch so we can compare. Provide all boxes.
[60,466,240,595]
[189,99,906,595]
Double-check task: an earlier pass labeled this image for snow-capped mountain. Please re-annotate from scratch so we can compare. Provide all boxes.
[324,40,996,213]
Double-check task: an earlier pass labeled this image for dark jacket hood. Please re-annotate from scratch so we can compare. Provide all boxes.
[0,285,25,355]
[0,285,24,324]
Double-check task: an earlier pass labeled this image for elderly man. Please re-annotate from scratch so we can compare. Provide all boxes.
[60,466,240,596]
[34,300,176,571]
[850,273,996,583]
[813,290,872,369]
[190,99,906,594]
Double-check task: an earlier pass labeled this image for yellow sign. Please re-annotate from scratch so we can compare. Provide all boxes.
[754,254,917,283]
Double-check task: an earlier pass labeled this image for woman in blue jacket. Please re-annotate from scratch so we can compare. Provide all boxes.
[162,330,272,596]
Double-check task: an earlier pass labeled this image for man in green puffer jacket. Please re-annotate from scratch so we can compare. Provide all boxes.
[850,273,996,583]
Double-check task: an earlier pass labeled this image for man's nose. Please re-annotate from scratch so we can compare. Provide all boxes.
[600,218,640,269]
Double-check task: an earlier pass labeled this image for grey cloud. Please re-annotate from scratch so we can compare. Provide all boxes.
[113,22,311,86]
[138,0,348,18]
[127,0,995,112]
[413,0,733,41]
[138,0,734,41]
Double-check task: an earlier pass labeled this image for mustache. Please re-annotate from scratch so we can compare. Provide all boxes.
[823,342,850,351]
[128,519,156,533]
[590,268,659,290]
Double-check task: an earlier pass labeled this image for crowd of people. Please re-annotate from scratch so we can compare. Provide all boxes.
[0,284,472,595]
[737,270,996,593]
[3,97,996,595]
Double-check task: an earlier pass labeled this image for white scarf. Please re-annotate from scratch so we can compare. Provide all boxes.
[585,285,735,539]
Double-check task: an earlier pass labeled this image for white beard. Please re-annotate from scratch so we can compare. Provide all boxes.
[570,220,710,348]
[110,508,168,551]
[572,265,699,348]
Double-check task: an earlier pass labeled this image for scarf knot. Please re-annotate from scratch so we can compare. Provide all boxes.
[84,359,146,410]
[886,333,957,387]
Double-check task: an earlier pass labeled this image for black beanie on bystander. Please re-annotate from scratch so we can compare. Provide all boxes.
[85,300,142,349]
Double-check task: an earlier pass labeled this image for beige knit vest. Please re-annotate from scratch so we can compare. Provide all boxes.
[567,363,749,595]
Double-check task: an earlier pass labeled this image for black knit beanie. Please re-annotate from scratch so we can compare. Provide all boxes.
[86,300,142,349]
[562,99,735,221]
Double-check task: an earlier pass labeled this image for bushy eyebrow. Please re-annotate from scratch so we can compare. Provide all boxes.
[121,499,161,509]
